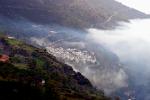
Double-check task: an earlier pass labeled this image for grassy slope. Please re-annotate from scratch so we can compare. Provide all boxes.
[0,35,111,100]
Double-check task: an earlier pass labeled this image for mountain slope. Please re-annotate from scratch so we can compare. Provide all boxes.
[0,0,149,29]
[0,34,110,100]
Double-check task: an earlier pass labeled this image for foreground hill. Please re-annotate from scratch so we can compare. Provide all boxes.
[0,0,149,29]
[0,34,111,100]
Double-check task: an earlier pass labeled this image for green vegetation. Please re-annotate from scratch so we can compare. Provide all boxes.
[35,58,45,69]
[0,35,111,100]
[14,63,28,69]
[21,44,35,52]
[5,37,35,52]
[10,56,22,63]
[5,38,22,46]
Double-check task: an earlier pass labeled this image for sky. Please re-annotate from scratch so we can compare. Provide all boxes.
[115,0,150,14]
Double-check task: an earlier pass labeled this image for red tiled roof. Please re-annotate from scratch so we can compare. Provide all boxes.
[0,55,9,62]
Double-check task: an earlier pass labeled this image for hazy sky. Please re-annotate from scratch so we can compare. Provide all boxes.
[115,0,150,14]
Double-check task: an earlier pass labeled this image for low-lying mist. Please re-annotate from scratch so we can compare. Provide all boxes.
[87,19,150,99]
[2,15,150,98]
[0,16,128,94]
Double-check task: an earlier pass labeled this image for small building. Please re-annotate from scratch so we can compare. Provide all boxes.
[7,36,15,39]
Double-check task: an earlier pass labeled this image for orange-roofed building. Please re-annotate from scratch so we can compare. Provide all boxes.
[0,54,9,63]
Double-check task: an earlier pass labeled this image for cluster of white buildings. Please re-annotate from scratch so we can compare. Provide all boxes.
[46,46,97,64]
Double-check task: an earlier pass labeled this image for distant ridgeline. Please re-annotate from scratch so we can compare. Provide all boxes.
[0,0,149,29]
[0,34,111,100]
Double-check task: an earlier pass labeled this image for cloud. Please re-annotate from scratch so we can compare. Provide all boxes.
[86,18,150,87]
[0,15,131,94]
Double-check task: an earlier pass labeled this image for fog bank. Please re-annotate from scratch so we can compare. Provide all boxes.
[0,15,136,95]
[87,19,150,99]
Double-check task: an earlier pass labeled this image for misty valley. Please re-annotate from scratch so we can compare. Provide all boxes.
[0,0,150,100]
[1,15,150,99]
